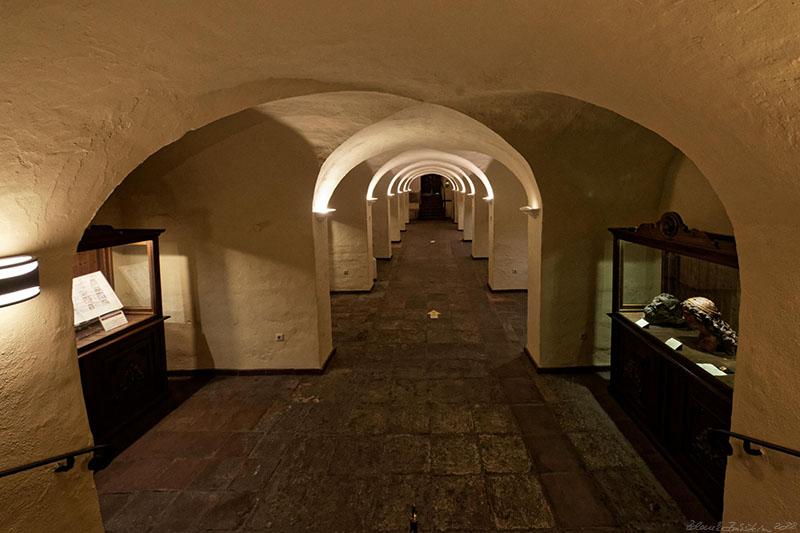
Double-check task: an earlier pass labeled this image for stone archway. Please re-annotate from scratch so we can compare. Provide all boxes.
[3,3,800,526]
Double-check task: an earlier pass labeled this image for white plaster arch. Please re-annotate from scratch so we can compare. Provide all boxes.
[399,171,462,194]
[386,161,467,196]
[361,149,494,206]
[315,103,541,212]
[396,165,476,196]
[396,167,466,194]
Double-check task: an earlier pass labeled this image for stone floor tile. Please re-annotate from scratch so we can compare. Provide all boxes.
[592,467,685,526]
[105,490,179,532]
[98,220,691,531]
[366,474,432,531]
[511,403,561,435]
[195,491,259,530]
[501,377,545,404]
[150,491,221,532]
[431,403,474,433]
[567,429,646,470]
[478,434,533,473]
[98,493,130,523]
[95,457,171,492]
[347,404,391,434]
[540,472,617,528]
[521,433,584,473]
[386,403,431,434]
[273,435,337,475]
[430,435,481,475]
[299,401,351,434]
[248,432,289,458]
[486,474,555,529]
[380,434,431,474]
[329,436,385,476]
[472,403,520,434]
[550,399,617,433]
[187,456,245,491]
[243,474,319,530]
[430,475,494,531]
[151,457,209,491]
[227,456,282,492]
[216,431,264,457]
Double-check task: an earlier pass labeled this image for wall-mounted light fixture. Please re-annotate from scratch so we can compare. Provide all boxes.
[0,256,40,308]
[313,208,337,219]
[519,206,541,218]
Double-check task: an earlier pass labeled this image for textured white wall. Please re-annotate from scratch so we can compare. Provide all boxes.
[329,163,374,291]
[487,162,529,291]
[463,195,475,241]
[659,154,733,235]
[93,109,331,371]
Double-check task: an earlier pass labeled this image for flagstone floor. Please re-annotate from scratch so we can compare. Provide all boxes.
[96,219,711,532]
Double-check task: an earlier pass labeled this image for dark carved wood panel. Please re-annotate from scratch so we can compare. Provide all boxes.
[610,318,662,435]
[609,313,730,518]
[78,320,168,445]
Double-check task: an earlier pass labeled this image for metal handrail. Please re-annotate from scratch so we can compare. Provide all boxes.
[707,428,800,459]
[0,444,110,479]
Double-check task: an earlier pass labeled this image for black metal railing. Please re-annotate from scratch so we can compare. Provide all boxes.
[0,444,111,479]
[708,428,800,459]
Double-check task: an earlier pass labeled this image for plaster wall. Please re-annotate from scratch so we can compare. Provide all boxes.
[659,154,734,235]
[402,193,409,227]
[457,192,465,230]
[487,162,529,291]
[389,195,402,242]
[454,94,679,367]
[371,177,392,259]
[0,254,103,532]
[463,195,474,241]
[472,182,491,258]
[444,187,455,219]
[328,163,374,291]
[93,110,330,371]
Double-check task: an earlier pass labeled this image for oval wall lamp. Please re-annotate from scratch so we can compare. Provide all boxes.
[0,256,40,308]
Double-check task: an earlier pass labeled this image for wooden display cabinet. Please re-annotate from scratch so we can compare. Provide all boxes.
[74,225,168,448]
[608,212,738,517]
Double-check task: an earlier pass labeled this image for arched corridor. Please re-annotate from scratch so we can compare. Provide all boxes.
[95,220,704,531]
[4,4,800,527]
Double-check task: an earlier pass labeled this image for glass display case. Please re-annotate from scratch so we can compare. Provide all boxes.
[616,240,739,388]
[609,212,738,517]
[74,225,168,449]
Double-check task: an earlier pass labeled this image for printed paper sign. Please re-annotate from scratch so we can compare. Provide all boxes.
[697,363,726,376]
[99,310,129,332]
[665,337,683,350]
[72,271,124,326]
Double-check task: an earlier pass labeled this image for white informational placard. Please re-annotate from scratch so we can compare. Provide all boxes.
[665,337,683,350]
[635,318,649,328]
[697,363,726,376]
[99,310,128,332]
[72,271,124,326]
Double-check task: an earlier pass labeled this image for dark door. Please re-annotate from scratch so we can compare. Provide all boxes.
[419,175,444,219]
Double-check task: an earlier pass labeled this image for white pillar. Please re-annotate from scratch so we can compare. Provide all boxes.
[328,163,374,291]
[457,191,466,231]
[389,194,402,242]
[463,194,474,241]
[472,180,490,258]
[487,162,528,291]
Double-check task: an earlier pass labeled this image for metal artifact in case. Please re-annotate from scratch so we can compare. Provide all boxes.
[73,225,168,449]
[608,212,738,517]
